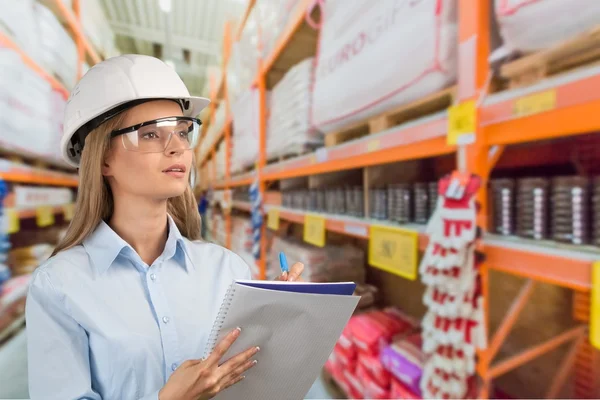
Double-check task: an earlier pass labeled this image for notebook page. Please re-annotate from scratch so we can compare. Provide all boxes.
[212,282,359,400]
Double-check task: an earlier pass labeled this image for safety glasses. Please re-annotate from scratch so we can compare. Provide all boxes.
[110,116,202,153]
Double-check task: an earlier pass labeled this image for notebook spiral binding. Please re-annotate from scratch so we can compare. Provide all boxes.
[204,283,237,358]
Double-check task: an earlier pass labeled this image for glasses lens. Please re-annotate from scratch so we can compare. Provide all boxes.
[122,118,200,153]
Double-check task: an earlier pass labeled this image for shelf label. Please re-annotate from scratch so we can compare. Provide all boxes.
[36,206,55,228]
[63,203,74,221]
[5,209,19,234]
[344,223,368,237]
[447,100,476,145]
[367,139,380,152]
[513,89,556,117]
[591,261,600,349]
[267,208,280,231]
[304,214,326,247]
[369,225,418,280]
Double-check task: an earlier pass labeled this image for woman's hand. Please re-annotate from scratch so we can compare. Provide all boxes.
[158,327,259,400]
[276,262,305,282]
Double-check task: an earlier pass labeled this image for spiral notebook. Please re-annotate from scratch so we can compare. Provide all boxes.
[204,280,359,400]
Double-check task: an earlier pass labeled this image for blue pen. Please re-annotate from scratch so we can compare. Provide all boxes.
[279,252,289,274]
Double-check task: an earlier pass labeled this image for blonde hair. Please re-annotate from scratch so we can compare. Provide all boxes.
[52,112,202,256]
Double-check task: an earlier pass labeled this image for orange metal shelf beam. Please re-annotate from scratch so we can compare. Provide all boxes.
[481,67,600,145]
[52,0,101,64]
[0,171,79,187]
[262,115,453,181]
[236,0,257,40]
[16,205,69,220]
[261,0,313,75]
[485,236,595,292]
[0,33,69,97]
[268,206,430,250]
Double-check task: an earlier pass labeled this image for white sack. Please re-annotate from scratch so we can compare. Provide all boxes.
[495,0,600,52]
[311,0,458,133]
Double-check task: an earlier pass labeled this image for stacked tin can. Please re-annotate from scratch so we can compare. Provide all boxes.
[593,177,600,246]
[387,183,412,224]
[428,181,439,218]
[413,183,429,224]
[370,188,388,220]
[516,177,549,240]
[346,186,364,217]
[551,176,589,245]
[316,189,326,213]
[491,179,515,236]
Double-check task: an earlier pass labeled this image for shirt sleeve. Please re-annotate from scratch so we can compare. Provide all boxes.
[26,269,102,400]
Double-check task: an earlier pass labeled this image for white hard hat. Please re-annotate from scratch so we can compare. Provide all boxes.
[61,54,210,167]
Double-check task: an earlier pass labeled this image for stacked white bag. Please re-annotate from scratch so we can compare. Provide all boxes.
[226,7,262,105]
[0,49,66,164]
[34,2,78,88]
[231,88,263,173]
[495,0,600,52]
[267,57,322,159]
[257,0,304,60]
[215,144,227,181]
[311,0,458,133]
[201,102,227,159]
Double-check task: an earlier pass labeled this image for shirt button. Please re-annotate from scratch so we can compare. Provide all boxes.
[171,363,178,371]
[162,316,170,324]
[150,273,157,281]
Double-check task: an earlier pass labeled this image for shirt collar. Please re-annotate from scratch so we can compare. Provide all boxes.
[83,215,188,275]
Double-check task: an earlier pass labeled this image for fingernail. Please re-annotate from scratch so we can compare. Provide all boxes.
[289,276,296,282]
[242,375,246,380]
[234,327,242,336]
[255,346,260,352]
[253,360,258,365]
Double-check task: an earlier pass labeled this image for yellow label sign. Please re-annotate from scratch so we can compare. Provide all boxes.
[304,214,326,247]
[369,225,419,280]
[63,203,74,221]
[591,261,600,349]
[6,209,19,234]
[367,139,380,152]
[36,206,55,228]
[514,89,556,117]
[447,100,477,145]
[267,208,279,231]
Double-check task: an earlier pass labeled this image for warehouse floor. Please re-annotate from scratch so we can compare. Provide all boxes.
[0,328,332,400]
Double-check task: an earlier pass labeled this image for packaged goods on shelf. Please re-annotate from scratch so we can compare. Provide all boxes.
[231,216,256,275]
[213,214,226,247]
[226,8,262,104]
[381,333,425,397]
[0,274,30,324]
[0,0,40,59]
[267,236,366,282]
[327,307,420,399]
[231,88,263,173]
[311,0,458,133]
[267,58,322,159]
[215,145,226,181]
[495,0,600,52]
[79,0,119,58]
[0,49,67,164]
[257,0,304,60]
[8,244,54,276]
[34,2,77,88]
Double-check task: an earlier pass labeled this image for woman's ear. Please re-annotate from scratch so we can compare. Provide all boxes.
[101,152,113,177]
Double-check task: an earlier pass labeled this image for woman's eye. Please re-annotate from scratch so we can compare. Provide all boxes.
[141,131,159,139]
[177,131,189,139]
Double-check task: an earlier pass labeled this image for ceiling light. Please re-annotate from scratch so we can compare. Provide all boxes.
[159,0,172,13]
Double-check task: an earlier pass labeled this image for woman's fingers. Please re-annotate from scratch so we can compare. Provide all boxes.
[205,327,241,367]
[220,373,247,392]
[287,262,304,282]
[218,345,259,376]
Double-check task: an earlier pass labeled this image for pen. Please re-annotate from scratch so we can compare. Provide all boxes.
[279,252,289,276]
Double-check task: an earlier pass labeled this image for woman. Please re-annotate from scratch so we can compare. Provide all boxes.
[25,55,303,400]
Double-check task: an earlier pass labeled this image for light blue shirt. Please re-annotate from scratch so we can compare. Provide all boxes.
[26,216,251,400]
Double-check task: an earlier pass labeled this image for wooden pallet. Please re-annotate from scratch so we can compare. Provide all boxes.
[267,151,309,165]
[501,25,600,88]
[324,86,456,147]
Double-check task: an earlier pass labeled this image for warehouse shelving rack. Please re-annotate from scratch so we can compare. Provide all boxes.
[199,1,600,397]
[0,0,101,218]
